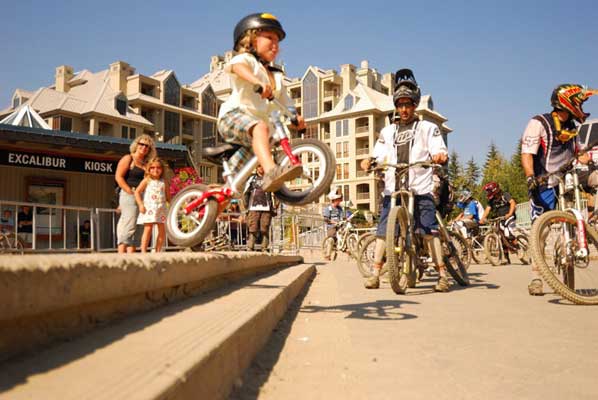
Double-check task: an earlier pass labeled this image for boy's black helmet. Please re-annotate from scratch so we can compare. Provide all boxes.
[233,13,286,49]
[393,68,421,106]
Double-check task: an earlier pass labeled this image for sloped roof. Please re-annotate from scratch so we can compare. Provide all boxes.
[4,69,152,127]
[0,104,51,129]
[190,68,230,98]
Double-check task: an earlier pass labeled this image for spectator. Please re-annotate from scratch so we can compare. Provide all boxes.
[0,209,14,232]
[114,134,156,253]
[244,165,276,251]
[17,205,33,245]
[79,220,91,248]
[227,200,245,246]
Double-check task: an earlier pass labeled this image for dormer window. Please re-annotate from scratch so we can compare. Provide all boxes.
[343,95,354,111]
[115,96,127,116]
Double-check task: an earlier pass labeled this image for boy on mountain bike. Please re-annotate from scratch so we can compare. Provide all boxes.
[453,189,483,239]
[521,84,594,295]
[479,181,517,264]
[361,69,449,291]
[218,13,305,192]
[322,191,345,261]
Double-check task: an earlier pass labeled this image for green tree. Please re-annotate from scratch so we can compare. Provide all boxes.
[464,157,481,190]
[506,139,527,202]
[448,150,466,190]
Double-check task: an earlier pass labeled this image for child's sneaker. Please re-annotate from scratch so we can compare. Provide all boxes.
[434,276,450,292]
[262,164,303,192]
[528,279,544,296]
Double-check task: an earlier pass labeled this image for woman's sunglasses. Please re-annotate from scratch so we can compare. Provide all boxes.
[138,142,150,148]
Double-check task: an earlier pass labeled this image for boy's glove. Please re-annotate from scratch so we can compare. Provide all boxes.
[526,176,539,192]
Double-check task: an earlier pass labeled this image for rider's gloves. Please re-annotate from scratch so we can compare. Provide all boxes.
[526,176,539,193]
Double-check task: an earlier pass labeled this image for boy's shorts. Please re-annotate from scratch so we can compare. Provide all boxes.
[218,108,260,148]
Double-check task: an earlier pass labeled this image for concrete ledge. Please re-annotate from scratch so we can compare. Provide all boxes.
[0,252,302,361]
[0,263,315,400]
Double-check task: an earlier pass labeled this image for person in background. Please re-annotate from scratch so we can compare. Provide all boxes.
[79,219,91,248]
[244,165,276,251]
[135,158,170,253]
[0,209,14,232]
[115,134,156,253]
[322,191,344,261]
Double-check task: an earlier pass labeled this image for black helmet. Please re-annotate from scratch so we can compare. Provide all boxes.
[233,13,286,50]
[393,68,421,106]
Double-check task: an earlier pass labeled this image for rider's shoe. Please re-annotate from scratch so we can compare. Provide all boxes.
[262,164,304,192]
[364,275,380,289]
[528,279,544,296]
[434,276,450,292]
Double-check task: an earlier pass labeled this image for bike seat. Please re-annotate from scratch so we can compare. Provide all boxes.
[202,143,242,162]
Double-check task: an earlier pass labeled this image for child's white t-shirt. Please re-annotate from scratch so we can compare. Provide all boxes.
[218,53,292,122]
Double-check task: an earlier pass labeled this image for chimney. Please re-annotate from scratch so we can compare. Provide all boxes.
[340,63,356,94]
[109,61,134,94]
[55,65,74,92]
[382,72,394,95]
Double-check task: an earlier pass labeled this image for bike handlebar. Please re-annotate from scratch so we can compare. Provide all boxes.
[253,85,305,133]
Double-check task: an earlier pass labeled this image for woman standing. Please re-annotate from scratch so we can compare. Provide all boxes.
[115,134,156,253]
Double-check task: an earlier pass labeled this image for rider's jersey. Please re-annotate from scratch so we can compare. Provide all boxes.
[219,53,293,122]
[489,192,515,218]
[323,205,344,228]
[372,119,448,196]
[521,113,580,187]
[457,200,483,222]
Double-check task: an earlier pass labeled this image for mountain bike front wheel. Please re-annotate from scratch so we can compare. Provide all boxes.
[275,139,336,206]
[530,210,598,305]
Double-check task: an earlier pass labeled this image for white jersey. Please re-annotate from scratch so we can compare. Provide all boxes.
[218,53,292,122]
[372,119,447,196]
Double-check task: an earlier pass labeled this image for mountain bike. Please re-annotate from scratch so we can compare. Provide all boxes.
[529,161,598,304]
[483,217,529,266]
[166,90,336,250]
[322,211,359,261]
[380,161,469,294]
[449,220,487,264]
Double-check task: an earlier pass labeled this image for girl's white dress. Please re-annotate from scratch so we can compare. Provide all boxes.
[137,179,167,224]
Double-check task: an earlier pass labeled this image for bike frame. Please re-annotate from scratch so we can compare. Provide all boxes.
[554,168,589,257]
[183,98,302,216]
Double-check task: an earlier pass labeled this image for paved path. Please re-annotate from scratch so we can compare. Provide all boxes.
[232,255,598,400]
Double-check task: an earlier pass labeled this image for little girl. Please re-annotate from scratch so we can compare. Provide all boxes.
[135,158,170,252]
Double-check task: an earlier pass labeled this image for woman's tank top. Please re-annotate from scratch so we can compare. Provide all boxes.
[125,165,145,188]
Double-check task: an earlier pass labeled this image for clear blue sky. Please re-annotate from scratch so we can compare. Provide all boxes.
[1,0,597,166]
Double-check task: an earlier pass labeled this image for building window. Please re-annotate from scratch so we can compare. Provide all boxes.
[121,126,129,139]
[335,119,349,137]
[53,116,72,132]
[199,165,213,181]
[130,127,136,137]
[202,87,218,117]
[164,75,181,106]
[335,141,349,158]
[336,162,349,180]
[115,97,127,115]
[303,71,318,119]
[343,95,354,111]
[202,120,216,148]
[164,111,180,142]
[304,124,318,139]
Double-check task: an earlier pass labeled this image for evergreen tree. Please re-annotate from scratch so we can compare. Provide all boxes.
[448,150,466,190]
[484,142,500,170]
[464,157,481,190]
[506,139,527,202]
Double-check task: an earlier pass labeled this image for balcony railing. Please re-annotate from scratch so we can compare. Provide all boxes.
[356,192,370,200]
[356,148,369,156]
[355,126,370,134]
[356,170,369,177]
[321,131,330,140]
[324,89,339,97]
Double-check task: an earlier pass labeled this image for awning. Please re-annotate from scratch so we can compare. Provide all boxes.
[0,105,51,129]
